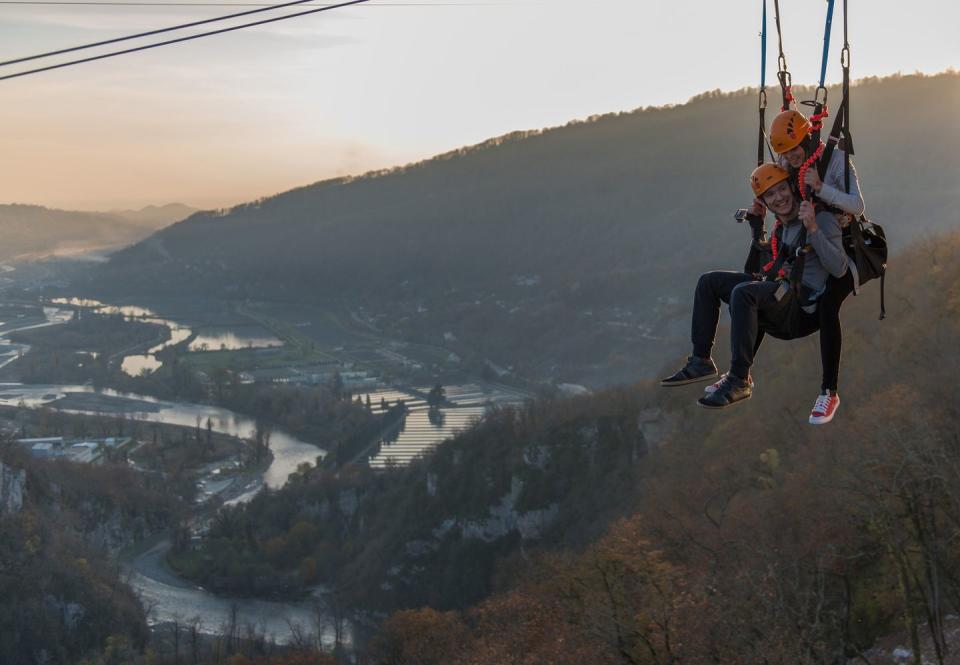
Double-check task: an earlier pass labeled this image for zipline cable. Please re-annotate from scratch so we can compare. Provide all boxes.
[0,0,367,68]
[0,1,481,5]
[0,0,369,81]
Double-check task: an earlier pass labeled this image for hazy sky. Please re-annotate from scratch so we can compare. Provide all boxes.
[0,0,957,210]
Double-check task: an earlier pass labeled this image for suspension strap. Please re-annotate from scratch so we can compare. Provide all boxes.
[772,0,793,111]
[817,0,852,188]
[841,0,852,191]
[818,0,836,89]
[802,0,835,148]
[758,0,768,166]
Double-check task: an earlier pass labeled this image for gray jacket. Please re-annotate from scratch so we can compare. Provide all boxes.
[818,148,865,216]
[778,148,865,216]
[779,211,848,302]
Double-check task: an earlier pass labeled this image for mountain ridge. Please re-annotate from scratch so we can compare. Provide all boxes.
[74,72,960,386]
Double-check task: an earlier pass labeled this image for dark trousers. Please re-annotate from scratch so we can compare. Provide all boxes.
[818,271,855,392]
[691,271,816,381]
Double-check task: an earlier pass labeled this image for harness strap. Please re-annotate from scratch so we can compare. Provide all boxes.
[758,0,768,166]
[818,0,836,89]
[772,0,793,110]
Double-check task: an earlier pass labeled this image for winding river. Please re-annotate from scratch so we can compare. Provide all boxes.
[0,301,340,644]
[0,381,343,644]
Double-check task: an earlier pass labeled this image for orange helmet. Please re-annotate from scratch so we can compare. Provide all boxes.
[750,163,791,197]
[769,109,811,154]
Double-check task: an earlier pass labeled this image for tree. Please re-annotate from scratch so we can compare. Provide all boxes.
[427,384,446,410]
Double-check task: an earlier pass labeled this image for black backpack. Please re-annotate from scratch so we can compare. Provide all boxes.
[818,96,888,320]
[842,215,888,319]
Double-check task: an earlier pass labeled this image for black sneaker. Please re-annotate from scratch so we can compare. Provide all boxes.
[697,375,752,409]
[660,356,718,387]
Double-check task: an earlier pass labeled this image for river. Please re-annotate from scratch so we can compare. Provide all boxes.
[0,301,525,646]
[0,301,337,643]
[0,380,341,644]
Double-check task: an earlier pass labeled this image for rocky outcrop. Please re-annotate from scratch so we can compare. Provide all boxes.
[0,460,25,515]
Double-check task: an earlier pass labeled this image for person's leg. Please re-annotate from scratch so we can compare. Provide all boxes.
[691,271,755,358]
[662,271,754,387]
[810,271,855,425]
[698,280,781,409]
[703,329,764,394]
[727,281,783,381]
[818,271,855,392]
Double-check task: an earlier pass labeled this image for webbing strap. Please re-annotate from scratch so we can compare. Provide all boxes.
[790,227,809,297]
[817,0,852,189]
[772,0,792,110]
[758,0,768,166]
[760,0,767,90]
[841,0,852,191]
[819,0,836,88]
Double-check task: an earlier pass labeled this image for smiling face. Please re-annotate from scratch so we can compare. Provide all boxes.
[761,180,799,218]
[782,143,807,169]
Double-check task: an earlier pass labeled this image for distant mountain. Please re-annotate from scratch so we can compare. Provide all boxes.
[0,202,195,263]
[108,203,197,229]
[78,72,960,385]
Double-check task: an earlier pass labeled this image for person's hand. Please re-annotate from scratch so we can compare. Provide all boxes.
[749,199,767,218]
[803,168,823,193]
[799,200,818,233]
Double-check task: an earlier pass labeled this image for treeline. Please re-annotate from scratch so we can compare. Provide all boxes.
[168,383,655,607]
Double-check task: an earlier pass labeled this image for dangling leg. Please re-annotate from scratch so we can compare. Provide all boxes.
[704,329,764,394]
[662,271,753,387]
[698,280,780,408]
[811,271,855,424]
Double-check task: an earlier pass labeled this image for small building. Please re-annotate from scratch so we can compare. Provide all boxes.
[65,442,100,464]
[30,442,63,459]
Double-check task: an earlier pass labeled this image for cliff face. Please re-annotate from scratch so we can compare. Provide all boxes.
[0,460,25,516]
[0,452,179,664]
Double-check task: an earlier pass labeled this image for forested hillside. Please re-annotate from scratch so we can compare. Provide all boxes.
[0,203,193,262]
[177,228,960,662]
[78,73,960,386]
[0,446,180,664]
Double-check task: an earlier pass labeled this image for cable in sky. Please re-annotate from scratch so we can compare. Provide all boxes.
[0,0,365,68]
[0,0,372,82]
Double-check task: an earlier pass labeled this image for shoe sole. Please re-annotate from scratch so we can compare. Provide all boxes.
[705,381,755,394]
[661,372,719,388]
[697,393,752,409]
[809,411,837,425]
[809,398,840,425]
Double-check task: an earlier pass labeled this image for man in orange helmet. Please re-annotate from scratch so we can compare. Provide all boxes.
[660,163,848,410]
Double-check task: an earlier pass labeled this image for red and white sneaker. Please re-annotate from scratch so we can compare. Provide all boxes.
[809,390,840,425]
[705,373,755,394]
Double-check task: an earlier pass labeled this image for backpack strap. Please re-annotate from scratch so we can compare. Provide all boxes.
[789,227,809,298]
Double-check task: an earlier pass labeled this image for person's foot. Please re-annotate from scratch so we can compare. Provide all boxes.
[705,372,755,394]
[660,356,718,387]
[697,375,752,409]
[809,390,840,425]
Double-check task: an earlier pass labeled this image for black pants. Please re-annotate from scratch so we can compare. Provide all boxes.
[691,271,818,381]
[818,270,855,392]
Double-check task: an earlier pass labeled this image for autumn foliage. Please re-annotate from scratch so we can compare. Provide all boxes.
[368,235,960,663]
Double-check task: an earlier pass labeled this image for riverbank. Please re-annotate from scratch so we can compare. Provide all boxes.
[50,390,164,413]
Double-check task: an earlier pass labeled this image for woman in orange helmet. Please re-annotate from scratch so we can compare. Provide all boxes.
[758,108,867,424]
[769,109,864,218]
